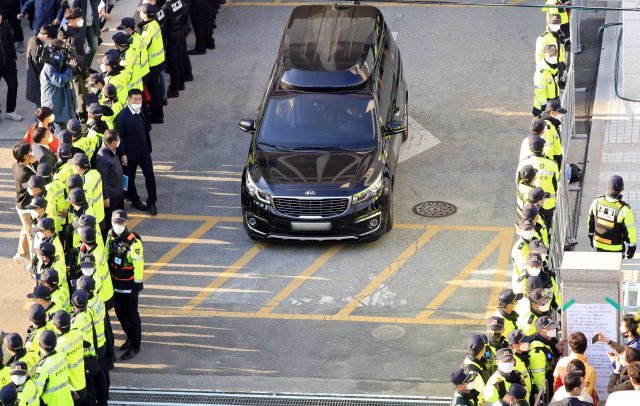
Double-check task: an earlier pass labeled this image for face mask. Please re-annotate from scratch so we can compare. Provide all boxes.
[527,267,541,277]
[498,362,515,374]
[29,210,39,219]
[27,188,35,196]
[11,375,27,386]
[36,232,45,241]
[130,103,142,113]
[465,379,476,391]
[90,86,99,93]
[538,302,551,313]
[77,19,84,27]
[487,331,502,342]
[520,229,535,240]
[546,56,558,65]
[549,24,561,33]
[554,113,563,121]
[113,223,126,235]
[82,267,95,276]
[519,342,530,352]
[49,114,55,123]
[100,64,108,73]
[621,325,631,337]
[546,329,557,338]
[114,140,121,148]
[139,12,147,20]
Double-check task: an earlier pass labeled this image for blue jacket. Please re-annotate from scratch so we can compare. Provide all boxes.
[40,63,76,124]
[21,0,64,33]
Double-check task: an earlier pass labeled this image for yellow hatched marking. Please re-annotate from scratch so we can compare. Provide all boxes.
[484,230,514,318]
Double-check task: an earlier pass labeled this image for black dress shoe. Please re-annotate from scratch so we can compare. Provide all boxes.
[163,99,169,106]
[119,339,131,352]
[206,41,215,50]
[151,117,164,124]
[185,74,194,82]
[131,201,148,212]
[167,90,179,98]
[179,84,185,91]
[188,49,206,55]
[148,203,158,216]
[121,348,140,361]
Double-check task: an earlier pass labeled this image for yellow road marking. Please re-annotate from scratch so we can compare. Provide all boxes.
[336,226,440,318]
[484,230,514,319]
[182,242,267,311]
[126,216,145,230]
[414,231,504,322]
[257,244,345,315]
[144,219,219,280]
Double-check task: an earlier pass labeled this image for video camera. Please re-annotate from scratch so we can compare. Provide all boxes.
[39,42,77,71]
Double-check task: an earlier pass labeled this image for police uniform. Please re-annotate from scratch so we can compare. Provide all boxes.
[24,304,52,354]
[32,331,74,405]
[139,4,166,123]
[483,349,528,404]
[517,288,552,336]
[53,311,87,401]
[42,268,71,313]
[450,368,481,406]
[542,0,570,40]
[159,0,191,96]
[528,317,560,398]
[517,136,559,217]
[532,46,560,117]
[5,334,41,377]
[8,362,39,406]
[113,32,144,93]
[190,0,216,54]
[71,153,105,225]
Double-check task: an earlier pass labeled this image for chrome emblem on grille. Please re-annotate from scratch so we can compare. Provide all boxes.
[304,191,316,196]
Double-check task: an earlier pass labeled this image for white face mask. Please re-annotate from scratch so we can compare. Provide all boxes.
[546,56,558,65]
[546,329,557,338]
[49,114,55,122]
[554,113,563,121]
[520,229,535,240]
[498,362,515,374]
[114,140,121,148]
[130,103,142,113]
[519,342,530,352]
[112,223,126,235]
[465,379,476,391]
[538,303,551,313]
[527,267,541,277]
[548,24,561,33]
[77,19,84,27]
[29,210,39,219]
[100,64,108,73]
[139,12,147,20]
[11,375,27,386]
[82,267,95,276]
[27,188,35,196]
[36,232,45,241]
[90,86,99,93]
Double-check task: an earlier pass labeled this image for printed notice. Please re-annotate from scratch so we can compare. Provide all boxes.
[565,303,618,401]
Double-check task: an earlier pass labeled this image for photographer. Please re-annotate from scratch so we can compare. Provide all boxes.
[26,24,57,108]
[58,7,87,117]
[40,38,77,130]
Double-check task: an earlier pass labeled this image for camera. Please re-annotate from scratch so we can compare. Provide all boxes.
[39,42,77,71]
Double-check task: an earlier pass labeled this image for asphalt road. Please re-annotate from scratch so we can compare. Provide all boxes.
[0,1,546,396]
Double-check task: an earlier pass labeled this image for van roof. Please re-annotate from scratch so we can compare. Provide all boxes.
[278,5,384,89]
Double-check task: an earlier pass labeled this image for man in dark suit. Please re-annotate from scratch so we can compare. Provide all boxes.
[114,89,157,215]
[31,127,57,168]
[25,24,56,108]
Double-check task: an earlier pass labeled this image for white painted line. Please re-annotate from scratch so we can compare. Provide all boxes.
[398,117,441,164]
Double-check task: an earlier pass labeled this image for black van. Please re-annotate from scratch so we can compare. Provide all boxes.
[239,4,407,242]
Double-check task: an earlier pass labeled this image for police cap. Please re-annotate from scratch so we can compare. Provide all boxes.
[67,174,83,190]
[52,310,71,332]
[32,285,51,301]
[9,361,28,376]
[77,275,96,292]
[112,209,128,223]
[547,13,562,25]
[530,118,546,134]
[608,175,624,193]
[138,3,158,15]
[68,187,86,205]
[36,217,55,232]
[25,196,47,210]
[80,253,96,268]
[487,316,505,331]
[117,17,137,30]
[528,288,551,304]
[498,289,523,305]
[72,213,96,230]
[525,276,544,292]
[526,253,544,267]
[507,329,534,345]
[113,32,129,46]
[71,289,89,308]
[534,315,560,330]
[528,238,547,254]
[528,134,545,153]
[546,99,567,114]
[528,187,551,203]
[522,203,540,220]
[70,152,90,168]
[58,143,73,160]
[496,348,515,361]
[37,241,56,258]
[87,103,103,117]
[518,217,535,231]
[85,93,99,105]
[450,368,474,386]
[543,44,558,55]
[0,383,17,404]
[508,383,527,400]
[36,162,52,178]
[465,334,485,355]
[519,165,537,182]
[87,72,104,86]
[102,49,121,68]
[58,129,73,144]
[67,118,82,135]
[39,330,57,351]
[103,84,118,98]
[24,175,46,190]
[79,226,97,245]
[42,268,59,286]
[28,303,46,324]
[3,333,24,352]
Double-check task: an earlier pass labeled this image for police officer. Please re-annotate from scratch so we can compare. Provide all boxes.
[113,32,142,93]
[117,17,150,93]
[9,361,38,406]
[159,0,191,98]
[138,3,166,124]
[462,334,490,403]
[32,242,65,284]
[511,219,536,288]
[528,316,561,400]
[70,153,105,227]
[486,317,509,375]
[535,14,566,81]
[521,203,548,247]
[101,50,130,114]
[587,175,637,257]
[491,383,528,406]
[516,166,537,216]
[189,0,215,54]
[107,209,144,360]
[0,353,8,387]
[0,384,17,406]
[52,310,87,404]
[78,226,113,310]
[483,348,527,404]
[24,304,51,353]
[30,285,62,327]
[506,329,533,396]
[519,253,560,310]
[38,165,68,235]
[3,334,40,376]
[33,330,74,404]
[521,118,563,171]
[450,368,481,405]
[533,44,560,117]
[541,100,566,150]
[495,289,523,336]
[41,268,70,312]
[67,119,95,163]
[101,84,124,130]
[512,239,547,291]
[54,144,75,185]
[542,0,570,42]
[517,288,553,336]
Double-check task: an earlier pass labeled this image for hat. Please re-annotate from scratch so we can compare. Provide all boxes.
[67,118,82,135]
[508,383,527,400]
[519,165,537,182]
[23,175,46,189]
[79,253,96,268]
[26,196,47,210]
[79,226,97,245]
[608,175,624,193]
[535,315,560,330]
[508,329,535,345]
[4,333,23,352]
[9,361,28,377]
[72,214,96,230]
[66,174,83,190]
[528,288,551,304]
[52,310,71,331]
[496,348,515,361]
[87,72,104,86]
[36,217,55,232]
[102,49,120,68]
[522,203,540,220]
[450,368,474,386]
[85,92,99,105]
[112,209,128,223]
[487,316,505,331]
[71,289,89,308]
[528,239,547,254]
[68,188,86,205]
[39,330,57,351]
[36,162,52,178]
[28,304,46,324]
[546,99,567,114]
[32,285,51,301]
[57,143,72,159]
[58,129,73,144]
[0,384,17,404]
[543,44,558,55]
[498,289,524,305]
[528,134,545,153]
[530,118,546,134]
[138,3,158,15]
[70,152,90,168]
[547,13,562,25]
[117,17,137,30]
[41,268,59,286]
[37,241,55,258]
[518,217,535,232]
[113,32,129,46]
[103,84,118,98]
[526,253,544,267]
[87,103,103,117]
[526,276,543,292]
[466,334,485,355]
[77,275,96,292]
[528,187,551,203]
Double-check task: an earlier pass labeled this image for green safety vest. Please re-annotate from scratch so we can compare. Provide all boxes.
[88,294,107,349]
[533,65,559,111]
[535,31,566,66]
[122,45,144,91]
[511,239,530,291]
[72,137,95,162]
[483,370,526,404]
[87,123,105,154]
[51,285,71,313]
[11,349,41,376]
[33,351,73,405]
[54,162,75,185]
[589,196,637,251]
[132,32,150,78]
[105,71,130,110]
[141,19,165,67]
[80,244,113,303]
[543,120,563,165]
[528,339,555,393]
[56,330,86,392]
[0,366,10,386]
[81,169,104,223]
[17,378,39,406]
[25,325,51,354]
[542,0,569,25]
[71,310,97,358]
[516,155,559,210]
[45,179,67,233]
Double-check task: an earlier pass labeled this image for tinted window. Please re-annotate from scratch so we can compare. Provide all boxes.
[258,93,377,150]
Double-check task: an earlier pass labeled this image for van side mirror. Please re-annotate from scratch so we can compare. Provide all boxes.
[238,119,255,133]
[386,121,406,135]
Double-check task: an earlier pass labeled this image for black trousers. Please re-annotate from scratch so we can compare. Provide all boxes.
[124,153,157,205]
[5,3,24,42]
[0,62,18,113]
[102,195,124,240]
[96,346,110,405]
[166,35,187,92]
[182,40,193,77]
[146,65,164,120]
[114,291,142,350]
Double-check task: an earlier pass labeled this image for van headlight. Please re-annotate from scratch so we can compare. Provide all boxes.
[246,173,272,205]
[352,172,383,205]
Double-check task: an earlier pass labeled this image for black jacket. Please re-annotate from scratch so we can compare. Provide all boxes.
[96,143,124,200]
[12,162,36,209]
[0,19,17,66]
[158,0,188,39]
[26,35,45,104]
[114,107,152,159]
[33,143,57,169]
[58,24,86,71]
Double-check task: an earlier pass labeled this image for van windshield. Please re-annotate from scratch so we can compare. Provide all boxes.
[258,93,378,150]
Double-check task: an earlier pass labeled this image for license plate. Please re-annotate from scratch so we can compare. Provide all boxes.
[291,222,332,232]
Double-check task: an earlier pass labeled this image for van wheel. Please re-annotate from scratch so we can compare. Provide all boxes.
[401,96,409,143]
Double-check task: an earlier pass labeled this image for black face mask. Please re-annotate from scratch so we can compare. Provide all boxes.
[487,331,502,343]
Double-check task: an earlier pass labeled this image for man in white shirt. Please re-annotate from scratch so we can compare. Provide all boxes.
[606,361,640,405]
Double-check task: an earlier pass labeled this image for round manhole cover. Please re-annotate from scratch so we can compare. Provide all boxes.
[372,325,406,340]
[412,201,457,218]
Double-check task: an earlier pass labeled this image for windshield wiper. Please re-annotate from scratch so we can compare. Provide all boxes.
[257,142,296,152]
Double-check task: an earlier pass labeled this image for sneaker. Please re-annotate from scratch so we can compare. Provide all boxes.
[5,112,23,121]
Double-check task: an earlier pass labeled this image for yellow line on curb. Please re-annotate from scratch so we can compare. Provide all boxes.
[182,242,267,311]
[414,231,503,322]
[336,226,440,318]
[126,216,146,231]
[484,230,514,319]
[257,244,344,315]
